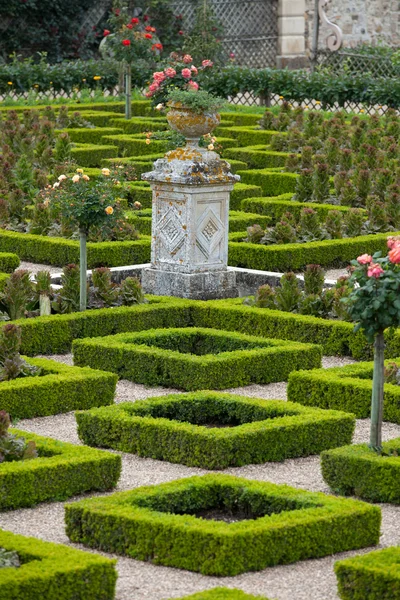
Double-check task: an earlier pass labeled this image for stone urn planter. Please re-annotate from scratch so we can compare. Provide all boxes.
[166,101,220,147]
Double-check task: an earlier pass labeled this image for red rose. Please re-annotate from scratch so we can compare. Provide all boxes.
[103,29,110,36]
[143,14,149,21]
[178,30,184,35]
[145,33,152,39]
[114,8,120,15]
[145,26,156,32]
[126,23,133,29]
[122,39,131,46]
[131,17,139,25]
[152,43,163,51]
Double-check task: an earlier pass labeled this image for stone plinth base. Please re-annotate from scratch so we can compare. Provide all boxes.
[142,268,237,300]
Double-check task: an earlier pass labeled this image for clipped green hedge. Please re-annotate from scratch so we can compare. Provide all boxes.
[76,391,355,469]
[103,134,168,157]
[223,126,279,146]
[219,112,263,126]
[72,327,322,390]
[239,169,298,196]
[0,529,117,600]
[110,116,168,134]
[335,547,400,600]
[62,127,123,144]
[0,228,150,267]
[171,589,270,600]
[225,146,289,169]
[1,429,121,510]
[9,298,191,356]
[71,143,118,167]
[321,439,400,503]
[0,252,20,273]
[230,183,263,210]
[241,195,364,221]
[65,473,381,576]
[77,110,125,127]
[228,230,397,272]
[0,356,117,419]
[287,360,400,422]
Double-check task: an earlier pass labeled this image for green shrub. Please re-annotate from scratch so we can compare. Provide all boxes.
[239,169,298,196]
[335,547,400,600]
[0,356,117,419]
[109,117,168,134]
[62,127,123,144]
[65,473,381,576]
[241,196,364,221]
[230,183,263,210]
[73,327,322,390]
[71,144,118,167]
[76,391,355,469]
[224,126,279,146]
[78,111,126,127]
[0,529,117,600]
[102,135,169,157]
[0,229,150,267]
[225,146,289,169]
[287,360,400,422]
[0,429,120,510]
[0,253,20,274]
[170,589,270,600]
[321,439,400,503]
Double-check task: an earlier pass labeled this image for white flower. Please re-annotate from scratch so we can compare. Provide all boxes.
[101,168,111,176]
[53,181,60,188]
[156,103,164,110]
[58,174,67,181]
[72,174,80,183]
[207,144,214,151]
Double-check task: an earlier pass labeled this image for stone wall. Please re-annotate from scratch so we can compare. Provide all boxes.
[305,0,400,52]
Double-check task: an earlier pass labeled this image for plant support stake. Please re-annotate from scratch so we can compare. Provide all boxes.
[79,229,87,312]
[370,331,385,452]
[125,63,132,120]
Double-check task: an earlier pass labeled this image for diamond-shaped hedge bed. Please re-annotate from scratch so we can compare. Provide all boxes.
[76,392,355,469]
[0,529,116,600]
[72,327,322,390]
[65,474,381,576]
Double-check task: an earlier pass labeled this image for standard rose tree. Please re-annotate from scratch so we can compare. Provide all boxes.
[343,237,400,451]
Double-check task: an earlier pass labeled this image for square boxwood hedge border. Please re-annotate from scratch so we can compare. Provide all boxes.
[72,327,322,390]
[0,429,121,510]
[287,361,400,422]
[76,391,355,469]
[65,473,381,576]
[321,438,400,503]
[0,529,117,600]
[335,547,400,600]
[172,590,270,600]
[0,357,117,419]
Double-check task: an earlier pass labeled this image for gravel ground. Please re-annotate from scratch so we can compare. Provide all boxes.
[19,261,61,276]
[3,352,400,600]
[325,268,349,281]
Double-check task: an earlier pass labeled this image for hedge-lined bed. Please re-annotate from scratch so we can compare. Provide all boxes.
[335,547,400,600]
[0,228,151,267]
[321,439,400,503]
[287,361,400,422]
[241,195,365,221]
[225,146,289,169]
[65,473,381,576]
[76,391,355,469]
[72,327,322,390]
[1,429,121,510]
[0,357,117,419]
[0,529,117,600]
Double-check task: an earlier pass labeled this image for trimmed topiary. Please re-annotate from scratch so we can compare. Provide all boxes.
[72,327,322,390]
[321,438,400,503]
[0,357,117,419]
[287,361,400,422]
[335,546,400,600]
[65,473,381,576]
[0,529,117,600]
[0,429,121,510]
[171,589,270,600]
[76,391,355,469]
[0,253,19,274]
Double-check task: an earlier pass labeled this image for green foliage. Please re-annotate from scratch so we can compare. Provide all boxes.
[65,473,381,576]
[0,356,117,419]
[167,89,224,114]
[183,0,225,65]
[104,7,158,65]
[170,590,270,600]
[77,391,355,469]
[0,548,20,569]
[335,547,400,600]
[0,410,37,464]
[72,327,322,390]
[52,263,80,313]
[0,271,33,321]
[0,529,117,600]
[0,324,40,382]
[0,428,121,510]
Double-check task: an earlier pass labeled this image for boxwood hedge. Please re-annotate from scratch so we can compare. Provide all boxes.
[1,429,121,510]
[287,361,400,422]
[0,252,19,273]
[72,327,322,390]
[76,391,355,469]
[65,473,381,576]
[0,529,117,600]
[335,547,400,600]
[172,590,270,600]
[0,357,117,419]
[321,439,400,503]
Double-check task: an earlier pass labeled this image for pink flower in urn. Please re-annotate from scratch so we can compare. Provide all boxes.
[187,80,199,91]
[148,82,160,93]
[164,67,176,78]
[389,246,400,264]
[181,68,192,79]
[367,264,384,278]
[153,71,166,83]
[190,65,198,76]
[202,59,213,67]
[183,54,193,63]
[357,254,373,265]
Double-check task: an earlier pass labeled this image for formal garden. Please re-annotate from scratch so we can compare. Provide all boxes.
[1,0,400,599]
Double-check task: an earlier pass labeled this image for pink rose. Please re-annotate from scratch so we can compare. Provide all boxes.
[190,65,198,75]
[148,82,159,92]
[367,264,384,278]
[183,54,193,63]
[202,59,213,67]
[387,236,400,249]
[164,67,176,78]
[357,254,372,265]
[181,68,191,79]
[153,71,166,83]
[188,80,199,91]
[389,246,400,264]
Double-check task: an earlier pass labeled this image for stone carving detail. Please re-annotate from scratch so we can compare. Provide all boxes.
[319,0,343,51]
[157,205,186,257]
[196,207,224,261]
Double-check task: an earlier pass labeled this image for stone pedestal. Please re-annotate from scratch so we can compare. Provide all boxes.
[141,144,239,300]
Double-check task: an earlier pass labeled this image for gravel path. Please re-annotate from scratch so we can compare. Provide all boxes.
[19,261,61,276]
[3,352,400,600]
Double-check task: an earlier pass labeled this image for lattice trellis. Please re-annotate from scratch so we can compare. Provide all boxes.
[316,49,400,79]
[171,0,279,68]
